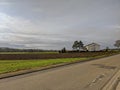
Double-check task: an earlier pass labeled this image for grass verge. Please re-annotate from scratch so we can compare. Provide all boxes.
[0,52,119,75]
[0,58,88,74]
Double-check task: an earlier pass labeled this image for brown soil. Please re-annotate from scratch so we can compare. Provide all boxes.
[0,51,117,60]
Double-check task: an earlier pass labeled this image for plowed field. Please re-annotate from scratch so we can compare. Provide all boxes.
[0,51,117,60]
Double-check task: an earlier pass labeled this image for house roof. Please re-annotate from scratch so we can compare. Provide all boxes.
[85,43,100,47]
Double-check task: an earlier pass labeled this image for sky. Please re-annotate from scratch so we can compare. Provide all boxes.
[0,0,120,50]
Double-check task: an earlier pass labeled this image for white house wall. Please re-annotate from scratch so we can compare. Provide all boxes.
[86,44,100,51]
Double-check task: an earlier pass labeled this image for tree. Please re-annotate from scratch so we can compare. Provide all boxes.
[72,40,84,51]
[106,47,109,51]
[114,40,120,49]
[72,41,79,50]
[78,41,84,50]
[61,47,66,53]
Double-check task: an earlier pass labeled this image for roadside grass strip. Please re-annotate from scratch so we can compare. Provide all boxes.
[0,58,87,74]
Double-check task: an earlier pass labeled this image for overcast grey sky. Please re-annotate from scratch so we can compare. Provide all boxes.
[0,0,120,50]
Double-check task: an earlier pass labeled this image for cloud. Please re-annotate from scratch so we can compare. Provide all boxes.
[0,12,40,34]
[0,2,11,5]
[0,12,120,49]
[0,0,120,49]
[109,25,120,29]
[0,12,70,49]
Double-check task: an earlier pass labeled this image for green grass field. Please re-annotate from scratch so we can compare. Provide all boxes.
[0,58,88,74]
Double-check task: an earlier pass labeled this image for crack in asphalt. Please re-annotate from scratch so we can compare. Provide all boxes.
[92,64,117,70]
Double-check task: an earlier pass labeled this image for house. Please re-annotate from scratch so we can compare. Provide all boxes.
[85,43,100,51]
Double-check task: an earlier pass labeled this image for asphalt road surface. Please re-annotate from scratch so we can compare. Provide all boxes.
[0,54,120,90]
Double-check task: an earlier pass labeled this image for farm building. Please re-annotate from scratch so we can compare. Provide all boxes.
[85,43,100,51]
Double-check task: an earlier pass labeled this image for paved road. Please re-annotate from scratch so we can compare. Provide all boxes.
[0,54,120,90]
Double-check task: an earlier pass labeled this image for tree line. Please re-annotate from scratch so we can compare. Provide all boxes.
[60,40,120,53]
[0,47,57,52]
[0,40,120,52]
